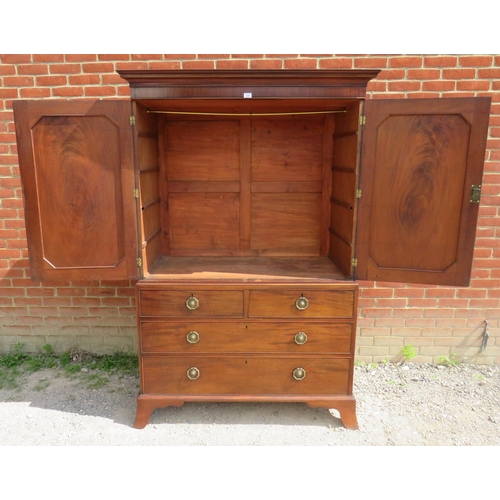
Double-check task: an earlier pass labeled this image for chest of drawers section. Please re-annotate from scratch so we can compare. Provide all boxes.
[134,282,359,429]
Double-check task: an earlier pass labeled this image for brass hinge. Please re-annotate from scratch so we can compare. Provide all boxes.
[134,188,139,199]
[356,189,362,199]
[137,258,142,267]
[470,184,481,203]
[130,115,136,126]
[359,115,366,126]
[352,258,358,267]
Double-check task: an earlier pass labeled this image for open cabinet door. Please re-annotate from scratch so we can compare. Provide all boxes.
[355,97,491,286]
[14,100,139,281]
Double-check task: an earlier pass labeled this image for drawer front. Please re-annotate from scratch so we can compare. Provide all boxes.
[140,322,353,354]
[248,289,355,318]
[142,356,350,395]
[139,290,244,318]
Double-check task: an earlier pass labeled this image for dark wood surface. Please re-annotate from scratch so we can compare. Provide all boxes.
[356,97,491,286]
[140,321,353,354]
[142,356,351,395]
[13,100,138,281]
[147,256,348,281]
[118,69,381,100]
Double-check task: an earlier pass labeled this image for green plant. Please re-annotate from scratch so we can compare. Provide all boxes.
[370,362,377,369]
[439,352,458,366]
[402,344,417,362]
[354,361,367,367]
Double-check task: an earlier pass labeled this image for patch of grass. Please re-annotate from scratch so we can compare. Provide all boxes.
[402,344,417,362]
[84,373,110,389]
[33,378,51,391]
[0,345,138,390]
[439,352,458,367]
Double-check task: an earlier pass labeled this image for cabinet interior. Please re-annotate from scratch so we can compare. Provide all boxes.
[134,98,361,281]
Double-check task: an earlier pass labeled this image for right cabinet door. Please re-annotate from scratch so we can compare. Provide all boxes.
[356,97,491,286]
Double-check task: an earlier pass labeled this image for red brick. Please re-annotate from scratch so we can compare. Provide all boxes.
[147,62,181,70]
[19,88,51,98]
[131,54,163,60]
[459,55,493,67]
[354,57,388,68]
[443,68,476,79]
[115,62,148,71]
[457,80,490,91]
[0,87,18,99]
[424,56,457,67]
[389,56,423,67]
[98,54,130,61]
[284,59,317,69]
[250,59,283,69]
[422,81,456,91]
[82,62,115,73]
[4,76,34,87]
[182,60,215,69]
[68,74,100,85]
[51,87,84,97]
[198,54,230,59]
[216,60,249,69]
[233,54,262,59]
[49,63,82,74]
[478,68,500,78]
[388,81,420,91]
[163,54,197,59]
[319,58,353,69]
[1,54,31,63]
[407,69,440,79]
[17,64,49,75]
[0,65,15,75]
[65,54,96,62]
[84,86,117,96]
[33,54,64,62]
[36,75,67,86]
[266,54,299,58]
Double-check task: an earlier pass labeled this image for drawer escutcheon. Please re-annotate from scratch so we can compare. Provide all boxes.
[293,367,306,380]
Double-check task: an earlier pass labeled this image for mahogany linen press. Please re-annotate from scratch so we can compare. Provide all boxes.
[13,70,491,428]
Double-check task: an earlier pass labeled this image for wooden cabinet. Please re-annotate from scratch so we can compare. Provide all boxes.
[13,70,491,429]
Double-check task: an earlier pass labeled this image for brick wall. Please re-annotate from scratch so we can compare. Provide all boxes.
[0,54,499,363]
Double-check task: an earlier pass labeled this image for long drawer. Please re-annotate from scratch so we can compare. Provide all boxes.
[139,290,244,317]
[142,356,351,395]
[248,289,355,318]
[140,321,353,354]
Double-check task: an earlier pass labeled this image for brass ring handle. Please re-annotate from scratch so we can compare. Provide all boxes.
[186,294,200,310]
[295,295,309,310]
[293,367,306,381]
[186,331,200,344]
[187,367,200,380]
[294,332,308,345]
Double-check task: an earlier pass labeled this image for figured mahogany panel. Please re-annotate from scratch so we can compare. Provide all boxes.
[13,100,138,281]
[165,120,240,181]
[142,356,350,395]
[357,98,491,285]
[140,321,353,354]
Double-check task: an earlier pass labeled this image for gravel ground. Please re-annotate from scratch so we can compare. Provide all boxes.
[1,362,499,446]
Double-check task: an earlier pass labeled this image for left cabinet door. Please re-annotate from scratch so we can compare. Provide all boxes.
[14,100,139,281]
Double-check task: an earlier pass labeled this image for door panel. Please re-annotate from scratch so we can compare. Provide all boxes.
[356,98,491,286]
[13,100,138,281]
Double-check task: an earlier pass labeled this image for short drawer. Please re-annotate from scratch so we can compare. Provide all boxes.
[140,322,353,354]
[248,289,355,319]
[139,290,244,318]
[142,356,350,395]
